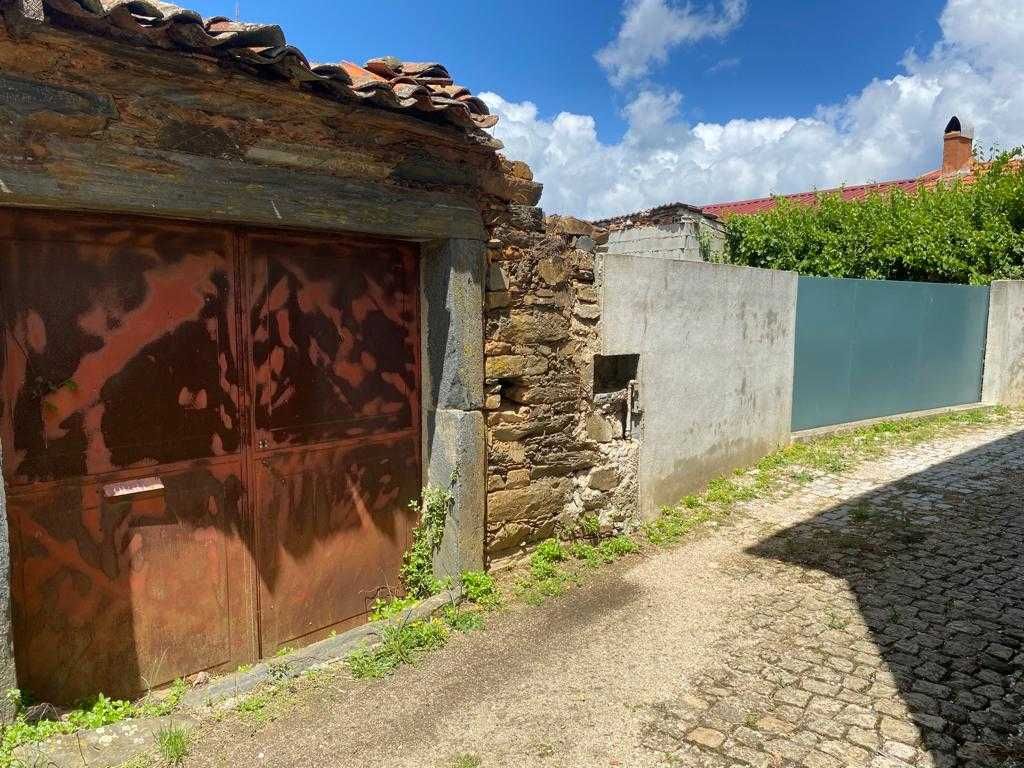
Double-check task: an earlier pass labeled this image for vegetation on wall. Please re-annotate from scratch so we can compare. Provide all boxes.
[400,473,458,599]
[722,150,1024,284]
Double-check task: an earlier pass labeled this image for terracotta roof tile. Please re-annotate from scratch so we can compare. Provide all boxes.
[701,179,923,218]
[38,0,499,132]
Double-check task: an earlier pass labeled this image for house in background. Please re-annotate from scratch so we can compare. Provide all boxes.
[593,203,726,263]
[593,116,981,263]
[702,115,978,217]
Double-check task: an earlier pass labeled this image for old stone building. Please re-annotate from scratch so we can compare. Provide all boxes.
[595,202,726,263]
[0,0,589,708]
[0,0,642,706]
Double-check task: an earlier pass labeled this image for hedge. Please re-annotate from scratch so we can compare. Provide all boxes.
[721,150,1024,285]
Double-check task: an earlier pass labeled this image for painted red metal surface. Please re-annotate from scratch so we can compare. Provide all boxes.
[0,212,421,702]
[0,212,256,702]
[245,232,420,652]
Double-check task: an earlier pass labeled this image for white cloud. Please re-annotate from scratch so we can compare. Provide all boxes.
[596,0,747,87]
[706,56,741,75]
[483,0,1024,219]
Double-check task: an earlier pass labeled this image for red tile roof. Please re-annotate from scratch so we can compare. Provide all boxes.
[39,0,499,132]
[701,178,923,218]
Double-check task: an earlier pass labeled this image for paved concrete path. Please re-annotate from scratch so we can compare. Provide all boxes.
[188,418,1024,768]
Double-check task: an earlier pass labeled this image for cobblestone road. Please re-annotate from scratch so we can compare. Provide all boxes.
[643,423,1024,768]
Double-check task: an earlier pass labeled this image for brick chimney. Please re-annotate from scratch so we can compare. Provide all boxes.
[942,115,974,176]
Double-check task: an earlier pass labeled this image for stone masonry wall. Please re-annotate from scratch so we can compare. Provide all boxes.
[481,196,639,561]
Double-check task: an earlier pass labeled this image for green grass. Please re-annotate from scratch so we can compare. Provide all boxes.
[644,405,1013,549]
[0,682,190,768]
[449,755,483,768]
[515,533,639,606]
[460,571,501,607]
[346,605,485,681]
[156,724,189,766]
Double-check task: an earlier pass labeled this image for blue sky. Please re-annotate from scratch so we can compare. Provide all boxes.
[187,0,945,143]
[185,0,1023,217]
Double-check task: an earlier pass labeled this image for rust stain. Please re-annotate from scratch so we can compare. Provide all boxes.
[1,211,422,703]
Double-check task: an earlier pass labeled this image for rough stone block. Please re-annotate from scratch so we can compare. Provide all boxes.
[588,466,620,491]
[537,257,568,286]
[503,310,569,344]
[505,381,578,405]
[487,478,569,523]
[426,408,486,577]
[485,354,548,380]
[487,262,509,291]
[422,239,485,411]
[586,413,621,442]
[509,205,545,232]
[486,290,512,310]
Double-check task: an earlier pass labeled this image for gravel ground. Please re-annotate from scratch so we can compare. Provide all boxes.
[183,415,1024,768]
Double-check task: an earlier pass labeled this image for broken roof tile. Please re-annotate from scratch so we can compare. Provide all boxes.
[37,0,499,132]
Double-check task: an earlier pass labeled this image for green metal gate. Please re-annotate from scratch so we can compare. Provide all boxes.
[792,276,990,431]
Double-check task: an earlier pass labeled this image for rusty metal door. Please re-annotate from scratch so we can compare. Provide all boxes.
[0,212,422,703]
[244,232,420,653]
[0,211,257,703]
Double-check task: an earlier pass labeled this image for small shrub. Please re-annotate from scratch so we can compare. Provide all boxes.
[402,478,457,599]
[722,151,1024,285]
[346,648,399,681]
[568,541,603,568]
[369,594,420,622]
[576,514,600,538]
[532,538,567,565]
[156,724,189,766]
[345,618,453,680]
[460,571,500,607]
[442,605,484,633]
[598,535,638,559]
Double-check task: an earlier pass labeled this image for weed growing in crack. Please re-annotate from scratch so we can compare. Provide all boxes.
[156,724,190,766]
[824,609,850,630]
[265,660,290,685]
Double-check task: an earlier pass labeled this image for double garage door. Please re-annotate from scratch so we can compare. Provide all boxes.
[0,211,421,703]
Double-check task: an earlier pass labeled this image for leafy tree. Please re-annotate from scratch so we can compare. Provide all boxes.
[722,150,1024,285]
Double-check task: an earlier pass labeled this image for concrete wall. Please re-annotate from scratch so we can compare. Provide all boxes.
[604,217,726,263]
[601,256,797,517]
[982,280,1024,407]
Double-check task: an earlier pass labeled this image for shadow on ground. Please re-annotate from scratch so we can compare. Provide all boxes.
[750,430,1024,767]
